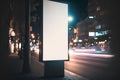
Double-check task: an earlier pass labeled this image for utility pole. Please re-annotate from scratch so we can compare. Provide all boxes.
[22,0,31,73]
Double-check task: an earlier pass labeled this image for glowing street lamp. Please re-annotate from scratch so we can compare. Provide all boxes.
[68,16,74,46]
[68,16,74,31]
[68,16,73,22]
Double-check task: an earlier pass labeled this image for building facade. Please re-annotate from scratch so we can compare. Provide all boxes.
[76,0,111,52]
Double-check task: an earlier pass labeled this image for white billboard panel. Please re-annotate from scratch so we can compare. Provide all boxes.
[43,0,68,61]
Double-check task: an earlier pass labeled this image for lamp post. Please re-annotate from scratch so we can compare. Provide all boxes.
[22,0,31,73]
[68,16,74,48]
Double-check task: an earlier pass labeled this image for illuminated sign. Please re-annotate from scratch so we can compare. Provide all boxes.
[89,32,95,36]
[96,31,108,36]
[42,0,68,61]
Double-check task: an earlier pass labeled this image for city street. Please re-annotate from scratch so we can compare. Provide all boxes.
[65,48,120,80]
[1,0,120,80]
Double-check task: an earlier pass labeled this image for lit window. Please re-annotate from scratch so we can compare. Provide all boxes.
[89,32,95,36]
[96,25,101,29]
[78,39,82,42]
[89,16,94,19]
[96,6,100,11]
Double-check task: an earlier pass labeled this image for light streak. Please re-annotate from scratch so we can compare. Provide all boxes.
[69,49,114,58]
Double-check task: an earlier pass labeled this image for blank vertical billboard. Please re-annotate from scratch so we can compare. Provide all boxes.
[43,0,68,61]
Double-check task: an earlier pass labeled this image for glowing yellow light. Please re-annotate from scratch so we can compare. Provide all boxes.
[31,33,35,39]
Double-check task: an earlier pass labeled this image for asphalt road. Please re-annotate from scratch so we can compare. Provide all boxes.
[65,49,120,80]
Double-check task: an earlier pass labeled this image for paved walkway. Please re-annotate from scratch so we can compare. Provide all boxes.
[6,53,88,80]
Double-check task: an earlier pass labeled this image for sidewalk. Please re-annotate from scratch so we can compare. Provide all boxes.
[6,53,88,80]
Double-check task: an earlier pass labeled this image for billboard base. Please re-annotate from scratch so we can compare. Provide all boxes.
[43,61,64,78]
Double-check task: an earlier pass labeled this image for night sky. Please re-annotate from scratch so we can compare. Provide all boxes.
[31,0,88,33]
[50,0,88,26]
[68,0,88,26]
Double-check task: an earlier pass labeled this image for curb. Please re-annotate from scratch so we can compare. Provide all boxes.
[65,70,89,80]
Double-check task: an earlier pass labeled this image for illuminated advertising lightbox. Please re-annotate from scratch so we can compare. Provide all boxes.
[42,0,68,61]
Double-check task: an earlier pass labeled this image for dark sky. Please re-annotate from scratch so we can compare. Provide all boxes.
[31,0,88,33]
[50,0,88,26]
[68,0,88,26]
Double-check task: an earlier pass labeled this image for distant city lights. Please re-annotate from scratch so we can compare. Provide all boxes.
[94,37,98,40]
[69,49,115,58]
[89,16,94,19]
[89,32,95,36]
[78,39,82,42]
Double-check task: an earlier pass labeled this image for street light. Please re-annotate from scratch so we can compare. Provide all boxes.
[68,16,74,48]
[68,16,73,22]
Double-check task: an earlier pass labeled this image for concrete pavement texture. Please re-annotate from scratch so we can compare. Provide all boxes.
[1,53,88,80]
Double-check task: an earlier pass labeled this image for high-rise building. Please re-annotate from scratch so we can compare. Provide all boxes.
[88,0,111,42]
[76,0,111,51]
